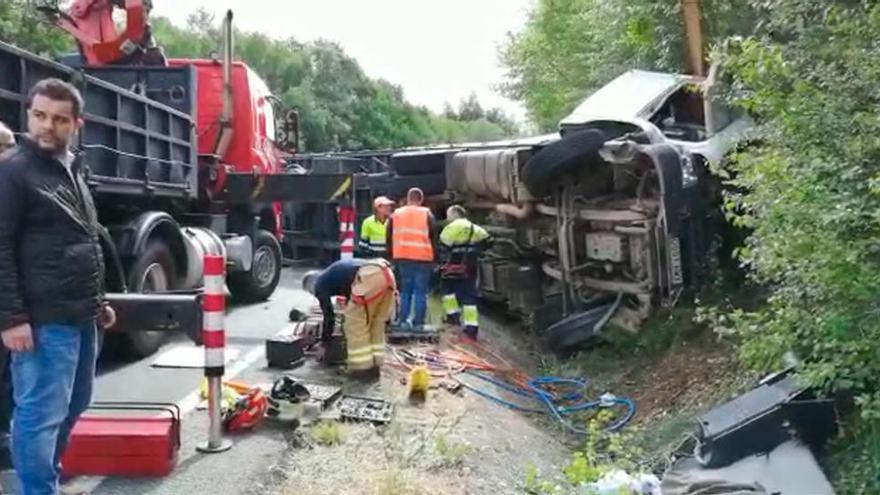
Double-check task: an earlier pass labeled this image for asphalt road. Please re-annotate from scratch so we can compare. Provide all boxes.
[2,268,323,495]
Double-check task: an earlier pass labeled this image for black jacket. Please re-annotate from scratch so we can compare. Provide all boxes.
[0,138,105,331]
[314,258,370,341]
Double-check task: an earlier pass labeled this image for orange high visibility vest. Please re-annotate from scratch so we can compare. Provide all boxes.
[391,205,434,262]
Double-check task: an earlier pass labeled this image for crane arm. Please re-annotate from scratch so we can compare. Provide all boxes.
[40,0,162,66]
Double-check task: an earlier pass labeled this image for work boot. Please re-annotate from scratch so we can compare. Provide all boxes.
[462,327,478,342]
[444,314,461,326]
[349,368,380,383]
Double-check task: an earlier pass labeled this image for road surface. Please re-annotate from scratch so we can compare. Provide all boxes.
[2,268,320,495]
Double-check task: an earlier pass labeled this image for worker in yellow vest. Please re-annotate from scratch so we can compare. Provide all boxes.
[439,205,491,340]
[386,188,437,329]
[358,196,394,258]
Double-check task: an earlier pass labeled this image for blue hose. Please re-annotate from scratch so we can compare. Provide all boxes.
[459,371,636,434]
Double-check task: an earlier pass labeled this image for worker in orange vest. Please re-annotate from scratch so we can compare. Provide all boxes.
[386,188,437,330]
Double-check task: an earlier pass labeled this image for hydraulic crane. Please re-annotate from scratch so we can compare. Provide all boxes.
[38,0,166,65]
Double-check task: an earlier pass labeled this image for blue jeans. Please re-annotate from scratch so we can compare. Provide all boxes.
[11,322,97,495]
[397,261,432,327]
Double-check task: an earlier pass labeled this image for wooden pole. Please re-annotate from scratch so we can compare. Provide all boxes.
[681,0,705,77]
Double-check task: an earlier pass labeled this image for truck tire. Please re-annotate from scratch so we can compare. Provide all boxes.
[123,240,178,358]
[543,302,615,356]
[229,230,282,303]
[521,130,607,197]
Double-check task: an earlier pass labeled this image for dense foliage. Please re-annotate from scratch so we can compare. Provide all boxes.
[155,11,519,152]
[0,1,72,55]
[715,4,880,490]
[0,2,517,152]
[500,0,758,129]
[504,0,880,491]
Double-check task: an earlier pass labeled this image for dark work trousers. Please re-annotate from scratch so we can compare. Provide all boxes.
[441,275,479,337]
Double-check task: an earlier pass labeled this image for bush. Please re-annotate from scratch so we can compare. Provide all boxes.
[716,0,880,420]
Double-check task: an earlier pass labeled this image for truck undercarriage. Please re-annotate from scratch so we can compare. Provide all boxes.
[288,69,750,353]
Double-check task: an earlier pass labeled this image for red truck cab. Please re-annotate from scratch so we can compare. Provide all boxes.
[168,59,283,190]
[169,58,285,235]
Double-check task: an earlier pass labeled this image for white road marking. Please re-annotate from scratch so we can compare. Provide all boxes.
[176,344,265,415]
[60,344,266,494]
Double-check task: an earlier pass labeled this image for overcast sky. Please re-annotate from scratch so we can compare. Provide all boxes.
[150,0,534,121]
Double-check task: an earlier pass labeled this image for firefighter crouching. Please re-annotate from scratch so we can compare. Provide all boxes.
[439,205,492,340]
[358,196,394,258]
[302,258,397,379]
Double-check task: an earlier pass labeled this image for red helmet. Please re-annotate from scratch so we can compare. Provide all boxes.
[224,388,269,432]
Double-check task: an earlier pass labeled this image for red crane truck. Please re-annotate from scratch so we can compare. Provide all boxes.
[0,2,351,357]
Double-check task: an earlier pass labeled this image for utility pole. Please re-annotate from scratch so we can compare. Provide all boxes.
[681,0,705,76]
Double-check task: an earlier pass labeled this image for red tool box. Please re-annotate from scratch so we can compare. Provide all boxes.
[61,402,181,477]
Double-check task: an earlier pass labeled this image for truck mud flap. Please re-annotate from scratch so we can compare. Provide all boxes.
[104,293,202,344]
[223,173,353,204]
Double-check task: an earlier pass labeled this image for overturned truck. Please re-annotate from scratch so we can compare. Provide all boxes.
[294,69,751,353]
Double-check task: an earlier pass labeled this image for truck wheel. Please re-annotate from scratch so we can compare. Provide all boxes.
[124,240,178,358]
[521,130,607,197]
[229,230,282,303]
[543,302,615,356]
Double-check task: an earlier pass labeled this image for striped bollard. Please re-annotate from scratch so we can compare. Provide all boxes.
[196,254,233,453]
[338,205,355,259]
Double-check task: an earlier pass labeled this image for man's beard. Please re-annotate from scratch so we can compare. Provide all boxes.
[32,133,70,155]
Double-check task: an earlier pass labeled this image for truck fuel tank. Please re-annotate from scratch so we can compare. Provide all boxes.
[446,148,535,202]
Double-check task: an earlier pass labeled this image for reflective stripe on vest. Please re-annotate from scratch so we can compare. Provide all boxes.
[391,206,433,262]
[359,215,388,253]
[440,218,488,259]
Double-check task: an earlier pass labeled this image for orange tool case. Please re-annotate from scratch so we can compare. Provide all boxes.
[61,402,181,477]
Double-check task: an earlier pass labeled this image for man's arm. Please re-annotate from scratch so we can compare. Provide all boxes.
[385,217,394,259]
[316,292,336,342]
[358,220,372,257]
[0,163,27,331]
[428,212,439,262]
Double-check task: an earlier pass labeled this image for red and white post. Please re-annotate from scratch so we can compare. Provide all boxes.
[338,205,355,260]
[197,254,232,453]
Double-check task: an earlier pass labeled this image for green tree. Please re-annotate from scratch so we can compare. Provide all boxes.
[0,0,72,55]
[700,2,880,492]
[457,92,485,121]
[718,0,880,428]
[500,0,759,129]
[1,4,513,152]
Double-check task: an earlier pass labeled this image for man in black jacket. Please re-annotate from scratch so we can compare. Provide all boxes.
[0,79,116,495]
